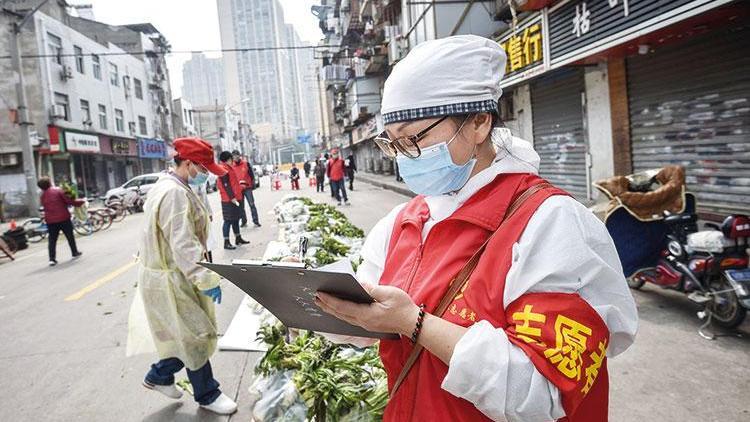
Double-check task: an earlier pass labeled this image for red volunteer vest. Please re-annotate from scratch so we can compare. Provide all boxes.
[379,173,610,422]
[217,162,243,203]
[231,159,253,188]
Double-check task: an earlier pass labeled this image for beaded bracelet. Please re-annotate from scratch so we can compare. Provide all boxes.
[410,304,427,344]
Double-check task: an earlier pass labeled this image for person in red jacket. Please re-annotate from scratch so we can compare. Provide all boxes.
[230,150,261,228]
[327,149,349,206]
[217,151,250,250]
[38,176,84,266]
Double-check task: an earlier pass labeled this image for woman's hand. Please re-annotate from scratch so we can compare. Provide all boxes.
[315,283,420,336]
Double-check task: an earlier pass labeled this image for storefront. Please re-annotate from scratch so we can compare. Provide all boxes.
[349,114,392,175]
[138,138,167,173]
[101,136,140,191]
[63,129,101,197]
[626,23,750,215]
[531,68,588,202]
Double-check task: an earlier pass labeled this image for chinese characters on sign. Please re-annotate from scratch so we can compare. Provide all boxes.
[111,139,131,155]
[572,2,591,38]
[609,0,630,17]
[65,131,100,153]
[500,23,544,74]
[138,138,166,159]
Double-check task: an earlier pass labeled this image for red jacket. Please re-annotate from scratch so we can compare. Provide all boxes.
[40,187,84,224]
[231,159,253,190]
[217,162,243,203]
[379,174,609,422]
[327,158,345,181]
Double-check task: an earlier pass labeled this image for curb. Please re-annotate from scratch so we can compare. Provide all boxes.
[357,174,415,198]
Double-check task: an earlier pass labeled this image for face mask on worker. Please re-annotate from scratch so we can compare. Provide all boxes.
[187,162,209,186]
[396,116,476,196]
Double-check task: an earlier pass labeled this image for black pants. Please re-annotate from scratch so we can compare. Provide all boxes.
[240,189,260,225]
[316,176,325,192]
[330,180,335,197]
[48,220,78,261]
[222,220,240,239]
[331,179,348,203]
[347,172,355,190]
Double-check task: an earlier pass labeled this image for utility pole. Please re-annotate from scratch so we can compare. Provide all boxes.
[9,0,52,217]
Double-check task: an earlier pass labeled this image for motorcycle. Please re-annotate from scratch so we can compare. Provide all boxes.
[120,186,145,214]
[594,166,750,336]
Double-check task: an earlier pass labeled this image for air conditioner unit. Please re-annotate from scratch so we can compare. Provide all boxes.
[0,153,19,167]
[60,65,73,81]
[49,104,65,119]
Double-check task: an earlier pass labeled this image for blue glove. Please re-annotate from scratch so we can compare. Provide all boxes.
[202,286,222,304]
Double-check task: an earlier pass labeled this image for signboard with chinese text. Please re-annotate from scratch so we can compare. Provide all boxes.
[549,0,702,64]
[496,14,549,87]
[138,138,166,159]
[64,130,100,153]
[499,18,545,77]
[111,139,131,155]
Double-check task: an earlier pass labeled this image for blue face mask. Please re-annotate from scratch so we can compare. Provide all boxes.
[188,165,209,186]
[396,118,476,196]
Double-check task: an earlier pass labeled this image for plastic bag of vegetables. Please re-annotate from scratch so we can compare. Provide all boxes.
[249,370,308,422]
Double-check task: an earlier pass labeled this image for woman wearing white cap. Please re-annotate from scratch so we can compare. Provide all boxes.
[315,35,637,421]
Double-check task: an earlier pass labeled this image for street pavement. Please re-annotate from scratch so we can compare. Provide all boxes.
[0,175,748,421]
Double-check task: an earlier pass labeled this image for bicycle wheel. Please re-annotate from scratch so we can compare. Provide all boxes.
[73,220,94,236]
[22,219,48,243]
[89,214,104,232]
[96,209,113,230]
[109,204,126,222]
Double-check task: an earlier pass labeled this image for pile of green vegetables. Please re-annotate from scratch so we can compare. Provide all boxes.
[302,201,365,266]
[256,324,388,422]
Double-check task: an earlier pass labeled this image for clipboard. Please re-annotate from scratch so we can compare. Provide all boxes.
[200,261,399,339]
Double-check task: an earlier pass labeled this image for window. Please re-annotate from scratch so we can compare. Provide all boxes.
[123,178,142,188]
[115,109,124,132]
[47,33,62,65]
[109,63,119,86]
[98,104,107,129]
[134,78,143,99]
[80,99,90,124]
[74,45,84,73]
[138,116,147,135]
[92,55,101,79]
[54,92,69,121]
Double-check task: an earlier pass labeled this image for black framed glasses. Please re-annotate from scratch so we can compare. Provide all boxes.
[373,116,449,159]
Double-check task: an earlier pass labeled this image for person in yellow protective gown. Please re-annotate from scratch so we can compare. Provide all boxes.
[135,137,237,415]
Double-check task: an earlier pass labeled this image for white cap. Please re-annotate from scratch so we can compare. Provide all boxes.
[381,35,507,125]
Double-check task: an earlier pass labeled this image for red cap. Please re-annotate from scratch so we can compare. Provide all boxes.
[173,137,226,176]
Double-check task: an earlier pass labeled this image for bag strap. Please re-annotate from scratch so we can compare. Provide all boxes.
[389,182,553,400]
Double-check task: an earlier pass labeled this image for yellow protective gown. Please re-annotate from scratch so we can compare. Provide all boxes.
[133,173,221,370]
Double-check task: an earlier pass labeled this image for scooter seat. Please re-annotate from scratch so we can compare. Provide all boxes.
[664,213,697,226]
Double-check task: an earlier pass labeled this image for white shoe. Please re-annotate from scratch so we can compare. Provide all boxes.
[200,393,237,415]
[143,380,183,399]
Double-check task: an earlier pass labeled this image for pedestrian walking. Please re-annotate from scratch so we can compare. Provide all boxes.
[303,161,311,178]
[315,35,637,421]
[327,149,349,206]
[217,151,250,250]
[131,137,237,415]
[314,159,326,192]
[345,153,357,190]
[290,163,301,190]
[37,177,84,266]
[230,150,261,228]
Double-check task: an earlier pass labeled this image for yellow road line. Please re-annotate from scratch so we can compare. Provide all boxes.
[64,261,137,302]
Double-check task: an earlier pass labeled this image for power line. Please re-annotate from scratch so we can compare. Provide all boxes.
[0,44,346,60]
